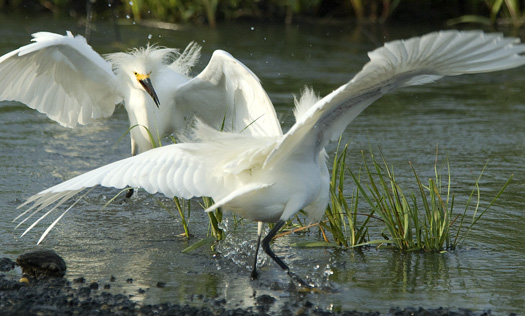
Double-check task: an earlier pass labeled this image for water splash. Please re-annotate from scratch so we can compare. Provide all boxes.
[215,220,268,272]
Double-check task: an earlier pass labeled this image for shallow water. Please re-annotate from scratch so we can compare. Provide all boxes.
[0,15,524,314]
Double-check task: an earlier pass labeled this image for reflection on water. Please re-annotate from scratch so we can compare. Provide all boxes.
[1,15,524,313]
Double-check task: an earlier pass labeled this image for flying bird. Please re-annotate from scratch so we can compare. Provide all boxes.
[0,31,282,156]
[15,31,525,283]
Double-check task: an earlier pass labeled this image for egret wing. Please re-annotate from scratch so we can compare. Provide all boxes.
[0,31,121,128]
[266,30,525,164]
[175,50,282,137]
[17,130,278,242]
[16,142,226,241]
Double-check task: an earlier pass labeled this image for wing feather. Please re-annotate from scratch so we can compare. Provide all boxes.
[0,31,121,128]
[265,30,525,165]
[17,125,279,242]
[175,50,282,137]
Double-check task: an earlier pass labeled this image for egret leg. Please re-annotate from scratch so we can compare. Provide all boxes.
[250,221,264,280]
[261,220,310,287]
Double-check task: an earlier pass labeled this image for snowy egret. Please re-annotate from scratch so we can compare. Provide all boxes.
[16,31,525,283]
[0,31,282,156]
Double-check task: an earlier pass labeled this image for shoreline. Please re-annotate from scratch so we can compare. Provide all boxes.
[0,254,506,316]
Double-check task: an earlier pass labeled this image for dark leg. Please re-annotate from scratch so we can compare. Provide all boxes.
[261,220,289,271]
[125,188,134,198]
[251,221,263,280]
[261,220,310,287]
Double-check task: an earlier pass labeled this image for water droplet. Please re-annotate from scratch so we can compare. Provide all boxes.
[250,26,255,31]
[129,1,133,5]
[125,14,130,19]
[148,34,152,40]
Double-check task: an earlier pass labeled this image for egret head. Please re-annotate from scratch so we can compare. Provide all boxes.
[133,71,160,108]
[106,45,179,108]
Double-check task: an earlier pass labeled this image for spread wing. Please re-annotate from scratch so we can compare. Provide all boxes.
[175,50,282,137]
[0,31,122,128]
[265,30,525,165]
[17,124,278,243]
[16,142,225,243]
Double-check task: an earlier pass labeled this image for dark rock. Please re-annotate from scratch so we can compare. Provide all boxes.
[0,257,15,272]
[16,249,66,279]
[73,277,86,284]
[256,294,276,305]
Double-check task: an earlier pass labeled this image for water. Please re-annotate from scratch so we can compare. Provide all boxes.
[1,15,524,314]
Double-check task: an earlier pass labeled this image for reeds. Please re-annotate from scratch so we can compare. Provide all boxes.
[321,139,372,248]
[335,146,513,252]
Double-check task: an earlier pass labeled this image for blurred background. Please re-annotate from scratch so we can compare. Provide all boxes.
[1,0,524,30]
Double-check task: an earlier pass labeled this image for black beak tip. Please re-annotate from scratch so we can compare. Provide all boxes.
[139,78,161,108]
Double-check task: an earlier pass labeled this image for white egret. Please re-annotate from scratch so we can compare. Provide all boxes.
[16,31,525,283]
[0,31,282,157]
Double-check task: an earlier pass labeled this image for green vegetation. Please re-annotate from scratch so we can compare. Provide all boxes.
[447,0,525,28]
[1,0,523,28]
[321,140,372,248]
[316,144,513,252]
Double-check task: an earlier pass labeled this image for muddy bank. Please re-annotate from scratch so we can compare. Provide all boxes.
[0,255,506,316]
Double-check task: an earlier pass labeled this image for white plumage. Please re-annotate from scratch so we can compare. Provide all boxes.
[0,31,282,155]
[16,30,525,281]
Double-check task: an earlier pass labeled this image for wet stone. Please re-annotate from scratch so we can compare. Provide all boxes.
[0,257,15,272]
[256,294,276,305]
[73,277,86,284]
[16,249,66,279]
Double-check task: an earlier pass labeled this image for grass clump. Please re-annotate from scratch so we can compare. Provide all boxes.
[321,139,373,248]
[347,148,512,252]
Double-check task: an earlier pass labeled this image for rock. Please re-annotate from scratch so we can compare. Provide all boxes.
[0,257,15,272]
[16,249,67,279]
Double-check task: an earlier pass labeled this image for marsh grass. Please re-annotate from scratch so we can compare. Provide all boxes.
[347,149,513,251]
[447,0,525,28]
[321,139,373,247]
